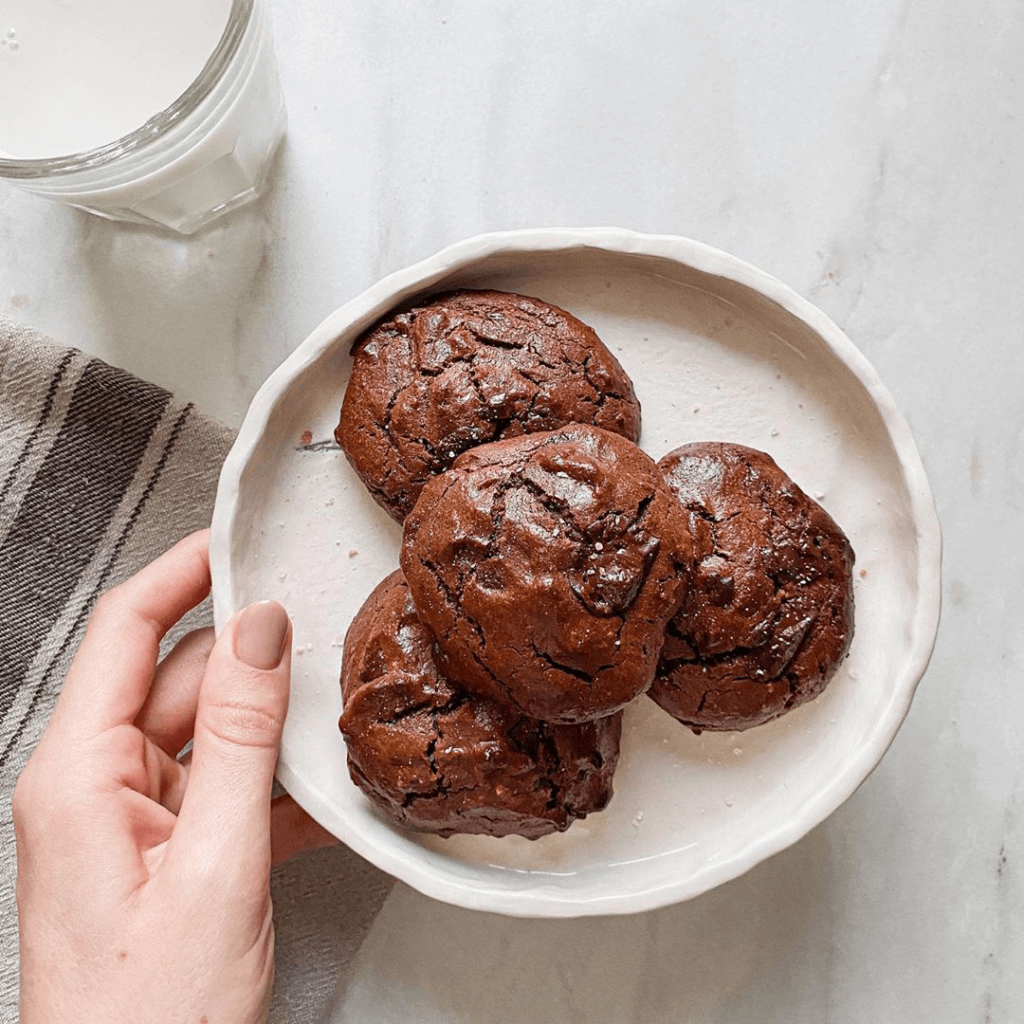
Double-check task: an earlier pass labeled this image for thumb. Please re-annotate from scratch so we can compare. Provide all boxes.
[171,600,292,878]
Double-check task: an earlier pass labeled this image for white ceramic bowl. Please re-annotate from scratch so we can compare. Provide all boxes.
[210,228,941,917]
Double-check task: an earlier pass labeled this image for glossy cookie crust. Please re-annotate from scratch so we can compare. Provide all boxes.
[339,571,622,838]
[650,442,855,732]
[336,289,641,521]
[401,425,692,724]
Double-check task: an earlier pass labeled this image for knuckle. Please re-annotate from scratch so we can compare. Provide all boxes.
[98,725,154,791]
[10,769,35,828]
[11,762,77,839]
[180,626,216,662]
[203,697,284,750]
[101,721,144,760]
[87,586,126,632]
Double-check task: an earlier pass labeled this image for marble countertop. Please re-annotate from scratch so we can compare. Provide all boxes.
[2,1,1021,1020]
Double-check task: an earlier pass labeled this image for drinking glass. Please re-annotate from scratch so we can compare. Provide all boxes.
[0,0,286,234]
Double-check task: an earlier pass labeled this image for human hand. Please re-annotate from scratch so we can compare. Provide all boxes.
[14,530,334,1023]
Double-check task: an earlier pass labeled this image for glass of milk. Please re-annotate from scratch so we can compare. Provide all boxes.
[0,0,286,234]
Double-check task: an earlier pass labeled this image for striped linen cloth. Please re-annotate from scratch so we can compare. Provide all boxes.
[0,319,391,1023]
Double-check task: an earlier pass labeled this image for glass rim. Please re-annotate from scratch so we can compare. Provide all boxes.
[0,0,254,180]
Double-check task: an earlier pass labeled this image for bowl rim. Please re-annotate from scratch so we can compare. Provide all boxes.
[210,227,942,916]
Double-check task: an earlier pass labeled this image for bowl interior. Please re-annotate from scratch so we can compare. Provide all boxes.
[214,237,936,915]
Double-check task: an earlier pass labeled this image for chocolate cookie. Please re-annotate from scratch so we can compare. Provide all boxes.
[339,571,621,839]
[401,425,693,724]
[650,442,855,732]
[336,289,642,521]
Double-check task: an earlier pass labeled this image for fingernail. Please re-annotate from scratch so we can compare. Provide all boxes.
[235,601,290,669]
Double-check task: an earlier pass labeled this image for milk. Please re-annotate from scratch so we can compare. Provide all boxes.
[0,0,234,158]
[0,0,286,234]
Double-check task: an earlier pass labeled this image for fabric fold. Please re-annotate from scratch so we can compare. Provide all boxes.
[0,317,391,1024]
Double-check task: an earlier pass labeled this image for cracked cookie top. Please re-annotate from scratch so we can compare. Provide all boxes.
[650,442,855,732]
[339,570,622,839]
[335,289,642,522]
[400,425,693,724]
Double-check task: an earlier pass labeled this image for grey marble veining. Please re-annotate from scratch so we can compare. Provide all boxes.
[1,1,1021,1021]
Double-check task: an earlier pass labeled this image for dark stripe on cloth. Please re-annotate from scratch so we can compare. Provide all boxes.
[0,359,171,723]
[0,348,77,508]
[0,403,193,767]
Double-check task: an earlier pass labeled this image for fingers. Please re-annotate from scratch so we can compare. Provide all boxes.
[135,627,215,757]
[270,795,338,866]
[133,734,190,817]
[169,601,291,880]
[154,748,190,817]
[54,530,211,740]
[93,724,192,816]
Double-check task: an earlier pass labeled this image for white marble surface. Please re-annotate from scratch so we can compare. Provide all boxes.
[1,1,1021,1021]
